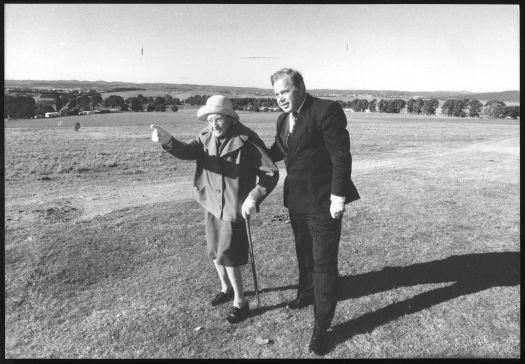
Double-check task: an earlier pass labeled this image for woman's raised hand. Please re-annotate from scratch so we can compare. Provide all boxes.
[151,124,172,144]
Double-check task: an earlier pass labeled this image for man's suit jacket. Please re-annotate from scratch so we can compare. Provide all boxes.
[269,93,360,213]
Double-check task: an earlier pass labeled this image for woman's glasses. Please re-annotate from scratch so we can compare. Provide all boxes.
[207,117,226,125]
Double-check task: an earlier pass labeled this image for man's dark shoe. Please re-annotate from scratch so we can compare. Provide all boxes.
[226,302,250,324]
[287,296,314,309]
[309,326,328,356]
[211,290,234,306]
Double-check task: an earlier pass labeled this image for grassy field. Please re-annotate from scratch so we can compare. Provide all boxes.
[4,110,520,358]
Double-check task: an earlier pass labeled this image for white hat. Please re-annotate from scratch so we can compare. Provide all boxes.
[197,95,239,121]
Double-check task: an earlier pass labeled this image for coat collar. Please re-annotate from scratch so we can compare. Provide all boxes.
[301,93,314,113]
[199,122,251,157]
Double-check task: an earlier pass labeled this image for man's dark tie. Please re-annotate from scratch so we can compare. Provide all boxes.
[286,112,299,146]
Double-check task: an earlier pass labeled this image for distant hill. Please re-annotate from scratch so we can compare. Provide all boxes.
[461,91,520,103]
[309,89,520,102]
[4,80,272,99]
[4,80,519,103]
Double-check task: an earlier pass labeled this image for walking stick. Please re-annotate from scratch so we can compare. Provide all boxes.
[245,216,261,308]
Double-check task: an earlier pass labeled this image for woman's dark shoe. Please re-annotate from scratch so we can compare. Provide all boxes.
[211,291,234,306]
[226,302,250,324]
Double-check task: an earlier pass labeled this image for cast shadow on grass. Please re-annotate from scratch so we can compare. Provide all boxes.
[244,284,297,316]
[329,251,520,349]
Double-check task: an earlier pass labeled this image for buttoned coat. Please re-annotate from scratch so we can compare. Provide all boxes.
[269,93,360,213]
[162,122,279,222]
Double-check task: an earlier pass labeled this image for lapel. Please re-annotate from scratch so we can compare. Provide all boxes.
[289,94,313,141]
[200,130,219,156]
[218,123,249,158]
[276,112,290,153]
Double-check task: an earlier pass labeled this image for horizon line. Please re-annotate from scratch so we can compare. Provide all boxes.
[3,79,519,94]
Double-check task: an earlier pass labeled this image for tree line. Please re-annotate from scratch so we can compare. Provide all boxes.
[339,98,448,116]
[3,91,520,120]
[183,95,279,110]
[4,92,183,119]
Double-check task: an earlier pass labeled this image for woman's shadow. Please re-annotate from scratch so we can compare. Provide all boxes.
[329,251,520,348]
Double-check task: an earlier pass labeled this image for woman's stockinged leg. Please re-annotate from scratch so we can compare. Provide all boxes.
[225,266,247,308]
[213,259,232,293]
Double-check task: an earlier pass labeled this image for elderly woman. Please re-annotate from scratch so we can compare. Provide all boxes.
[151,95,278,323]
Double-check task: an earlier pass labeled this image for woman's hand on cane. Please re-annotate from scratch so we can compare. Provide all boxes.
[242,195,258,219]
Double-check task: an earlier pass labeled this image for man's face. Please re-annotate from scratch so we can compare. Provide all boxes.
[273,75,305,114]
[207,113,234,139]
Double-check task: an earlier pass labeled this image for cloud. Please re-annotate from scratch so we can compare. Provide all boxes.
[240,56,280,59]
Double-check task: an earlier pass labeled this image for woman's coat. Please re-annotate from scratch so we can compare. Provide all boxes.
[162,122,279,222]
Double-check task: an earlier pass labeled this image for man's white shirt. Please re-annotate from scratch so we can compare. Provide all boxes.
[288,97,306,133]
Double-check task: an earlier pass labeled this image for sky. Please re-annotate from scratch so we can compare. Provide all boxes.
[4,4,520,92]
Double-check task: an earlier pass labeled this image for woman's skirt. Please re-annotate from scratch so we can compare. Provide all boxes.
[205,210,249,267]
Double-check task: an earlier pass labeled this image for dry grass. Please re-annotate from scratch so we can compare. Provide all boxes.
[4,111,520,358]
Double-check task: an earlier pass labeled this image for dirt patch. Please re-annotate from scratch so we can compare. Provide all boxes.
[354,137,519,172]
[74,169,288,222]
[5,137,518,224]
[74,181,194,221]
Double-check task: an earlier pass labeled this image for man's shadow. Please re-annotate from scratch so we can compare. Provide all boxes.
[244,251,519,332]
[329,251,520,348]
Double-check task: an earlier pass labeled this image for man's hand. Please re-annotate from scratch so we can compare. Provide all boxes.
[151,124,172,144]
[330,200,345,219]
[242,196,258,219]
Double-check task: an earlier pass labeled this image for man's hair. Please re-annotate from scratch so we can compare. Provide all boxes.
[270,68,306,89]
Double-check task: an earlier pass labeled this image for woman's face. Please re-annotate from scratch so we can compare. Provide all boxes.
[207,114,234,138]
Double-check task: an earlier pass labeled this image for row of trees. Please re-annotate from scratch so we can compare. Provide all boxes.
[337,99,377,112]
[338,97,518,118]
[4,92,520,120]
[407,98,440,115]
[378,99,407,114]
[441,99,483,117]
[5,96,37,119]
[184,95,279,111]
[440,99,520,118]
[117,95,182,112]
[55,92,183,113]
[188,96,430,115]
[4,93,184,119]
[479,100,520,119]
[336,98,441,115]
[231,97,277,110]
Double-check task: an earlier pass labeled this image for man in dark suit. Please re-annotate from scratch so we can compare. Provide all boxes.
[268,68,360,355]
